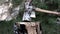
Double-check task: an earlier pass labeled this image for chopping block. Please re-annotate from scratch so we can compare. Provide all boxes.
[16,22,42,34]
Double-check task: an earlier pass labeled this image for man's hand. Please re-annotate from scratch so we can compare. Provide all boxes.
[57,12,60,16]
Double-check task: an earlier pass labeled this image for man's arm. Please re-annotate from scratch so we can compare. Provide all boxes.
[34,7,60,15]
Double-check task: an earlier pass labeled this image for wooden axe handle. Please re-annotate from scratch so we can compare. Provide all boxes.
[34,8,60,15]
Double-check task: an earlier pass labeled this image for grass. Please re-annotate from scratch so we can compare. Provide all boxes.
[0,21,60,34]
[0,0,59,34]
[0,21,14,34]
[0,16,60,34]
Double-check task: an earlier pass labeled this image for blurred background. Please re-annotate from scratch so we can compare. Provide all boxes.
[0,0,60,34]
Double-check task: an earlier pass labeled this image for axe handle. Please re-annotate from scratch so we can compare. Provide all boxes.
[35,8,60,15]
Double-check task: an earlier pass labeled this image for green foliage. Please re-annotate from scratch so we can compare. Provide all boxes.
[0,0,59,34]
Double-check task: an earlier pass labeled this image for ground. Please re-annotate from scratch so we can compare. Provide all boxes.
[0,0,60,34]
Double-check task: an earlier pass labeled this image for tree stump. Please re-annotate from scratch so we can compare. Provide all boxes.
[15,22,42,34]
